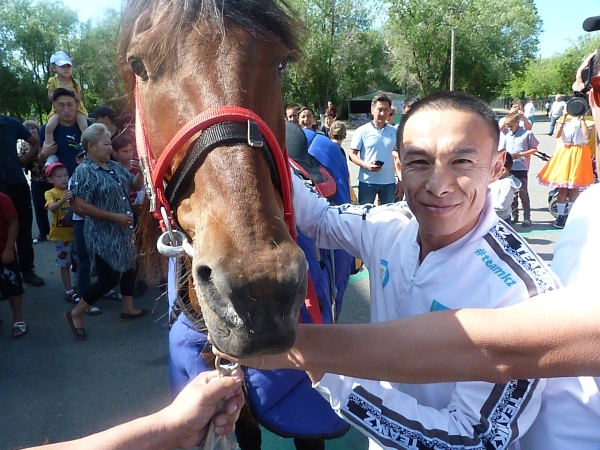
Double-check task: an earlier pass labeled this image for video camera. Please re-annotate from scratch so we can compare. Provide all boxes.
[566,58,593,117]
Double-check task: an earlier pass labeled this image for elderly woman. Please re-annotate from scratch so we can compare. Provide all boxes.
[65,123,147,340]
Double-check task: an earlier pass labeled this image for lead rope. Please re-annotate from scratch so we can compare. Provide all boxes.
[200,356,240,450]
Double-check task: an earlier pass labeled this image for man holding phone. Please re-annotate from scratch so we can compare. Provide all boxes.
[349,93,400,204]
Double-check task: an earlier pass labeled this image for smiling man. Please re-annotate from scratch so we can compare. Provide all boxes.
[230,91,560,449]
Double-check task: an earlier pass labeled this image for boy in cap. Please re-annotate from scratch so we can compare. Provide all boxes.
[44,51,88,154]
[44,162,86,308]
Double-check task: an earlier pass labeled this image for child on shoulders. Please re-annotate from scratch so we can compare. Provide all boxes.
[44,51,88,160]
[489,153,522,224]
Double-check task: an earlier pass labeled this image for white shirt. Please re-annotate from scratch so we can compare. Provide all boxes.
[489,175,522,220]
[292,174,561,450]
[518,184,600,450]
[524,102,535,118]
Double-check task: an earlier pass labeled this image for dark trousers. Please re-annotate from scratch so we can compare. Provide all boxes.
[0,182,35,273]
[83,254,137,306]
[30,180,52,239]
[510,170,530,221]
[548,115,560,136]
[73,220,91,295]
[358,182,396,205]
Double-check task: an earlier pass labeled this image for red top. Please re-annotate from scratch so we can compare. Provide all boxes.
[0,192,17,255]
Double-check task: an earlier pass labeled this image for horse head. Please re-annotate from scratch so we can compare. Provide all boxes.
[120,0,308,358]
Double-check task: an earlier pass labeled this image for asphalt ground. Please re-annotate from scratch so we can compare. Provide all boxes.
[1,114,562,449]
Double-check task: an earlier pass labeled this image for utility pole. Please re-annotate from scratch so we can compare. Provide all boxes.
[450,27,456,91]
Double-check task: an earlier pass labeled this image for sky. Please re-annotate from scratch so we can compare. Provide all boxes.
[62,0,599,59]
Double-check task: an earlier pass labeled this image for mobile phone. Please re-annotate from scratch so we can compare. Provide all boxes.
[373,160,385,167]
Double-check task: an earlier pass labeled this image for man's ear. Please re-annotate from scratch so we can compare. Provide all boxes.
[490,150,506,183]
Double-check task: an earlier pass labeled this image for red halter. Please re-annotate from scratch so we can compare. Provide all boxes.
[134,82,296,240]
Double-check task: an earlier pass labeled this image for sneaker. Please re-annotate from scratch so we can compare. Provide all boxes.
[554,215,567,229]
[85,306,102,315]
[33,236,46,244]
[521,219,531,227]
[65,290,81,304]
[22,271,45,286]
[102,290,122,300]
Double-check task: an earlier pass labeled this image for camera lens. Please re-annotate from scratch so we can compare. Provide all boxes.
[566,97,588,117]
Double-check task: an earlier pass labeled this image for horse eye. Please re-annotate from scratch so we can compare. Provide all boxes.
[129,57,149,81]
[278,60,287,73]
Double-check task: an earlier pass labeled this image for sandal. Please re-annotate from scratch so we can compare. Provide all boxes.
[64,290,81,304]
[12,321,28,338]
[85,306,102,316]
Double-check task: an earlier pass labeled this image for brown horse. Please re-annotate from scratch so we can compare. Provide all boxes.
[119,0,308,358]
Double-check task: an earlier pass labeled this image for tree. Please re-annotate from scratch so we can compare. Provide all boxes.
[0,0,78,121]
[386,0,542,100]
[283,0,392,115]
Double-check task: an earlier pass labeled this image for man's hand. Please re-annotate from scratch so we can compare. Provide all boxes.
[1,248,14,265]
[573,52,595,93]
[366,161,383,172]
[40,141,58,161]
[160,369,244,449]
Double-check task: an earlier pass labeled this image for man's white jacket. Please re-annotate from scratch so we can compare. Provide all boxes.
[292,174,561,450]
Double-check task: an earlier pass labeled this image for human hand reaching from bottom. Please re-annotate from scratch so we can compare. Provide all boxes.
[160,369,244,449]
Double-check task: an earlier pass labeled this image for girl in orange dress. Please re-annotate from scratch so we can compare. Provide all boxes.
[538,110,595,228]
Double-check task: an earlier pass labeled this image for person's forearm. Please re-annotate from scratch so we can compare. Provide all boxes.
[132,173,145,191]
[47,199,65,212]
[515,148,538,158]
[74,197,118,222]
[348,151,366,168]
[274,287,600,384]
[25,412,175,450]
[521,116,532,130]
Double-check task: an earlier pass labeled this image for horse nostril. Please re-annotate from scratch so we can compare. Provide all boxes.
[196,265,212,284]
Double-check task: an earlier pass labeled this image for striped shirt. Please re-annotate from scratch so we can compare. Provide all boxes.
[71,157,135,272]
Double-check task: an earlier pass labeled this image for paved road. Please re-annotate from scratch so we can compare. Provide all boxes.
[1,115,562,449]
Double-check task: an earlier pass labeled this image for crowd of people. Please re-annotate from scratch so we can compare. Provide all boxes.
[2,27,600,449]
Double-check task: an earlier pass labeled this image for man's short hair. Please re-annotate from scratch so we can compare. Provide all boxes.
[403,97,419,110]
[330,121,347,139]
[299,106,315,116]
[52,87,78,103]
[397,91,500,153]
[504,152,514,171]
[286,103,300,112]
[90,106,117,124]
[371,93,392,108]
[324,111,335,118]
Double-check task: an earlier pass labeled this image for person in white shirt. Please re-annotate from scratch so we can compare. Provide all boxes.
[221,91,561,450]
[489,152,521,223]
[547,94,567,135]
[523,98,535,124]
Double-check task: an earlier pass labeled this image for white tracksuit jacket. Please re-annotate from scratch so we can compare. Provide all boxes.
[292,174,561,450]
[517,184,600,450]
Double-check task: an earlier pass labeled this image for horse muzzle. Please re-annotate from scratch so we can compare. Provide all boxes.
[193,246,308,358]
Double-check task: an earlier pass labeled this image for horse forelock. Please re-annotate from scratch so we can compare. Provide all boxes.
[119,0,302,87]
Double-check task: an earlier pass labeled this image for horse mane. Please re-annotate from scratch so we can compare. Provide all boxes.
[119,0,302,87]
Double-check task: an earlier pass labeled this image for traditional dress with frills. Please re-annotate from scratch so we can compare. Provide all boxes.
[538,117,595,189]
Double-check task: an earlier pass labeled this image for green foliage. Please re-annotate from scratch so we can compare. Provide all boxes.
[0,0,121,122]
[512,33,600,99]
[283,0,394,116]
[386,0,542,101]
